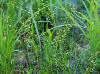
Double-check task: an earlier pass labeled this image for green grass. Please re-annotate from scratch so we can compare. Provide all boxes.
[0,0,100,74]
[58,0,100,73]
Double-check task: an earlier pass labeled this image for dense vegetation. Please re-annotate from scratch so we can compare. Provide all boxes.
[0,0,100,74]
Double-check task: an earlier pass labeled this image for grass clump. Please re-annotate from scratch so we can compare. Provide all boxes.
[0,0,100,74]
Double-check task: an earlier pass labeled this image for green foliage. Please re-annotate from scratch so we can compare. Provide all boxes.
[58,0,100,73]
[0,0,100,74]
